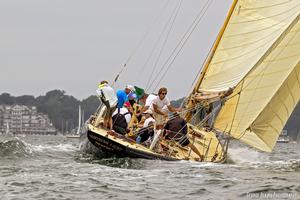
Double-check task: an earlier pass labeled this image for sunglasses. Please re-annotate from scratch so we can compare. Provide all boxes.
[160,92,167,95]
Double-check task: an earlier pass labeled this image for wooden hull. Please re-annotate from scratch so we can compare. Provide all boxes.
[87,123,226,163]
[87,129,176,160]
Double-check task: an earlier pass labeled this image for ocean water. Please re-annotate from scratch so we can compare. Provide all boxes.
[0,135,299,200]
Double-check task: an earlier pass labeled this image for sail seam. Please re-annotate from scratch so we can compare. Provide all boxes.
[285,77,296,107]
[233,14,300,93]
[239,1,292,11]
[224,8,300,38]
[238,16,300,131]
[232,3,300,24]
[294,62,300,93]
[211,34,290,65]
[217,30,300,52]
[191,0,239,94]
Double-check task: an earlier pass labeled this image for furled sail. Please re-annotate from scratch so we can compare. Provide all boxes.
[196,0,300,152]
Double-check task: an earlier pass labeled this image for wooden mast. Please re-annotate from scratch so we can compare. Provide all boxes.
[185,0,239,121]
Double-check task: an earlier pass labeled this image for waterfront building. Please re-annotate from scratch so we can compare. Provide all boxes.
[0,104,56,135]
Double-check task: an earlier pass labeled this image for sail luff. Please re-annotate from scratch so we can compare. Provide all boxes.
[192,0,239,94]
[185,0,239,121]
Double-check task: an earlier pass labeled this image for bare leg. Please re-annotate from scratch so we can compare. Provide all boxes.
[108,117,113,129]
[103,118,108,128]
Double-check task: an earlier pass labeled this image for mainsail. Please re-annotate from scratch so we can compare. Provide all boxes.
[194,0,300,152]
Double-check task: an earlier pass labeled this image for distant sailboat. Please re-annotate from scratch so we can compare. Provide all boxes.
[277,130,290,143]
[4,122,13,137]
[66,105,83,138]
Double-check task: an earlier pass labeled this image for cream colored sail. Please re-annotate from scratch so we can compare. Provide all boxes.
[199,0,300,92]
[214,16,300,151]
[195,0,300,152]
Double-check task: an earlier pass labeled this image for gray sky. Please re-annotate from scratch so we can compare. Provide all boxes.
[0,0,232,100]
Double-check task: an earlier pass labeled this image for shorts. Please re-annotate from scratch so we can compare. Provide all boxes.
[153,113,167,126]
[101,100,116,119]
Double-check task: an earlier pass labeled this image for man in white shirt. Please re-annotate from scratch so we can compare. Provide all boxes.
[96,80,118,129]
[152,87,181,129]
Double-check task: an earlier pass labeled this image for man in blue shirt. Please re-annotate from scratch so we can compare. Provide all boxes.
[116,90,128,108]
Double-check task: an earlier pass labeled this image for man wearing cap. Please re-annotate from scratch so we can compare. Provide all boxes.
[136,109,155,144]
[96,80,118,129]
[125,85,137,108]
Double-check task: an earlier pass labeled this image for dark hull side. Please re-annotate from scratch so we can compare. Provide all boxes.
[87,130,177,161]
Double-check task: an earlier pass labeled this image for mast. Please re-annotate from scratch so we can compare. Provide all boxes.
[76,105,82,135]
[185,0,239,121]
[192,0,238,94]
[6,122,9,135]
[81,109,85,128]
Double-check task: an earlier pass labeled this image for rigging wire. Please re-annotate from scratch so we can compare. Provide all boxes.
[139,1,181,85]
[145,0,183,90]
[112,0,171,86]
[148,0,214,92]
[182,37,217,108]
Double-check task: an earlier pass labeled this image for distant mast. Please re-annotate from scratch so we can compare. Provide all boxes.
[76,105,82,135]
[81,109,85,127]
[5,122,9,135]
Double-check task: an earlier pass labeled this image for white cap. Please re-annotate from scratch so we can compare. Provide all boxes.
[125,85,135,91]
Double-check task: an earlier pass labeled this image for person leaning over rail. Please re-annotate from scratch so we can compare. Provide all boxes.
[164,112,203,161]
[96,80,118,129]
[111,107,132,135]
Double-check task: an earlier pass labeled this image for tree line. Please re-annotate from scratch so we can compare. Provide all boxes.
[0,90,100,133]
[0,90,299,139]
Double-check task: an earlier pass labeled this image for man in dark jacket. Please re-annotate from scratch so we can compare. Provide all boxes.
[164,113,203,161]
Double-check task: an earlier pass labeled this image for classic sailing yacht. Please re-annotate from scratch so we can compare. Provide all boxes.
[87,0,300,162]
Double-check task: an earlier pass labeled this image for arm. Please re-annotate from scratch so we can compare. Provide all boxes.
[153,104,168,117]
[167,105,181,113]
[141,105,149,113]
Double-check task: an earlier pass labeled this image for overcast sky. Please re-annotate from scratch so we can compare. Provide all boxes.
[0,0,232,100]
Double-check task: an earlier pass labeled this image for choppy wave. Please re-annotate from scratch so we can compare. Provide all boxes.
[30,143,77,153]
[0,137,79,160]
[228,146,300,171]
[251,159,300,172]
[76,140,147,169]
[0,138,32,158]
